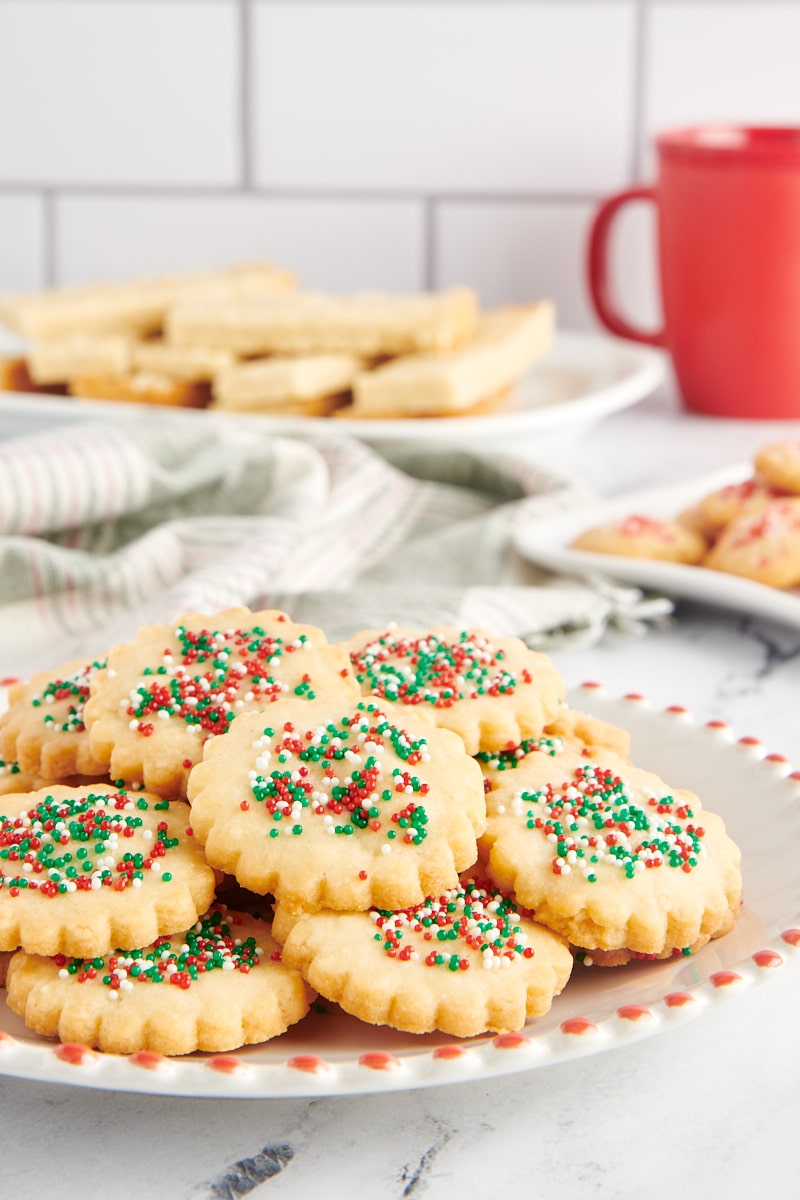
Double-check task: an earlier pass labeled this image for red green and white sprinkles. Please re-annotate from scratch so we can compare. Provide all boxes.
[123,624,317,740]
[476,735,564,774]
[247,702,431,852]
[32,658,106,734]
[0,790,179,897]
[370,878,535,972]
[55,908,265,997]
[509,763,706,881]
[350,630,533,708]
[0,759,22,780]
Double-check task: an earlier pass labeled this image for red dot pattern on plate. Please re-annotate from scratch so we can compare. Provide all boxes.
[710,971,741,988]
[560,1017,597,1036]
[0,1029,14,1045]
[432,1045,466,1060]
[579,681,603,690]
[753,950,783,969]
[624,693,645,702]
[766,754,788,763]
[0,676,21,688]
[617,1005,652,1022]
[287,1055,328,1074]
[358,1052,400,1072]
[493,1032,530,1050]
[54,1043,94,1066]
[738,736,761,746]
[781,929,800,947]
[129,1052,165,1071]
[706,720,728,729]
[664,992,695,1008]
[666,706,688,714]
[206,1055,245,1074]
[788,772,800,783]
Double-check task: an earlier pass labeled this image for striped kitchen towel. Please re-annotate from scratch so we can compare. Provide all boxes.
[0,413,670,675]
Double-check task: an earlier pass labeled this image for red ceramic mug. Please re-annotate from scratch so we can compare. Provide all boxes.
[588,126,800,419]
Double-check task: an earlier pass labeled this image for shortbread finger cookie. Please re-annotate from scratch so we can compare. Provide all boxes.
[188,698,486,912]
[212,354,362,413]
[84,609,360,800]
[167,288,478,357]
[28,334,133,385]
[272,875,572,1037]
[703,498,800,587]
[678,477,785,539]
[346,627,565,755]
[0,357,66,395]
[480,748,742,959]
[131,341,236,381]
[1,658,108,780]
[70,371,210,409]
[571,515,707,564]
[0,784,215,957]
[6,905,313,1055]
[350,302,555,418]
[754,441,800,494]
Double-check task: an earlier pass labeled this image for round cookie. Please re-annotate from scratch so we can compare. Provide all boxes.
[187,697,486,912]
[346,626,565,755]
[678,477,784,539]
[754,441,800,494]
[0,758,40,797]
[84,608,360,799]
[1,657,108,780]
[272,875,573,1037]
[703,497,800,588]
[572,514,706,564]
[6,904,314,1055]
[480,747,742,960]
[0,784,215,956]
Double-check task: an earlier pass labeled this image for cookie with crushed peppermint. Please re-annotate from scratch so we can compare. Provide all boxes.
[84,608,360,800]
[571,514,707,564]
[6,904,313,1055]
[346,626,565,755]
[1,657,108,780]
[480,746,741,961]
[272,875,572,1036]
[0,784,215,957]
[187,697,486,913]
[703,497,800,588]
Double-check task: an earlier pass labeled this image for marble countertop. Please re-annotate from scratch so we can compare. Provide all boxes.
[0,380,798,1199]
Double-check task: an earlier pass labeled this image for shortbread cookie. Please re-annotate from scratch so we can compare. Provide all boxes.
[6,902,311,1056]
[0,950,12,987]
[84,608,360,800]
[333,387,513,421]
[6,904,313,1055]
[346,627,565,755]
[350,303,555,418]
[0,758,40,796]
[0,784,215,956]
[69,371,210,408]
[167,288,479,358]
[0,357,66,395]
[272,875,572,1036]
[187,697,486,912]
[28,334,133,385]
[703,498,800,587]
[1,658,108,780]
[131,341,236,381]
[212,354,362,412]
[754,441,800,495]
[480,747,742,959]
[544,705,630,758]
[571,514,707,564]
[678,477,785,539]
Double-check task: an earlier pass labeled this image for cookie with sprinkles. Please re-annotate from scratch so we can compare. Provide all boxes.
[346,626,565,755]
[272,875,572,1036]
[571,515,707,564]
[0,784,215,957]
[754,440,800,495]
[187,697,486,912]
[6,904,314,1055]
[84,608,360,800]
[1,657,108,780]
[0,758,41,797]
[677,476,786,539]
[480,747,742,960]
[543,705,630,759]
[703,497,800,588]
[0,949,11,987]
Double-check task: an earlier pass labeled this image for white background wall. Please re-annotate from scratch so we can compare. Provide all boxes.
[1,0,799,332]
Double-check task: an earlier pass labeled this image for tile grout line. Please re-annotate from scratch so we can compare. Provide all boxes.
[42,189,56,286]
[239,0,253,190]
[0,183,607,204]
[423,197,436,289]
[630,0,650,181]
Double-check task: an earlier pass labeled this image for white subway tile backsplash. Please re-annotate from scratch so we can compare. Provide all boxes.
[644,2,800,168]
[54,195,425,292]
[435,199,659,334]
[252,1,636,192]
[0,194,45,292]
[0,2,239,186]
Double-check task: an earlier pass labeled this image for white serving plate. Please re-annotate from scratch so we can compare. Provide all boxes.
[514,464,800,628]
[0,685,796,1098]
[0,331,665,447]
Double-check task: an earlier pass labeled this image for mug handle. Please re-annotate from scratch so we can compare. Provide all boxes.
[587,186,666,347]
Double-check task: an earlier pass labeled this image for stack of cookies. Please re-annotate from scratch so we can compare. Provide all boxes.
[0,263,555,420]
[0,608,742,1056]
[572,440,800,590]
